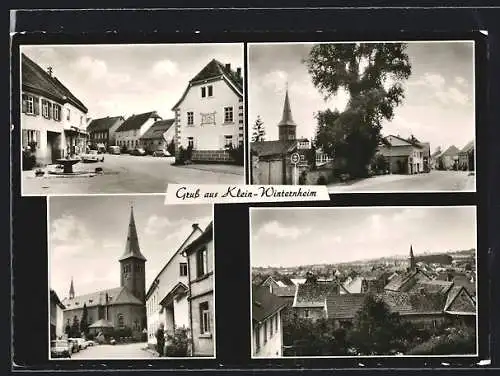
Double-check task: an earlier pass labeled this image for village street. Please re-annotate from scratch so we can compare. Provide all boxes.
[22,154,244,195]
[70,342,155,359]
[327,170,475,193]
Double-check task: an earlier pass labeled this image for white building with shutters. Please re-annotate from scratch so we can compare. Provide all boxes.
[21,53,89,166]
[171,59,244,162]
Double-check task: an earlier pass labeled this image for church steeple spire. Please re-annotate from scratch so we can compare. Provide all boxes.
[409,244,416,271]
[69,277,75,299]
[278,86,297,141]
[119,204,147,262]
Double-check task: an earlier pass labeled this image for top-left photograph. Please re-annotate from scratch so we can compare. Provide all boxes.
[19,43,245,196]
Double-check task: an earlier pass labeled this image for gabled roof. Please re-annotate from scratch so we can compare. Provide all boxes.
[383,134,423,148]
[460,140,475,154]
[440,145,460,157]
[450,274,476,297]
[294,280,348,308]
[379,291,447,315]
[62,286,143,310]
[250,140,297,157]
[252,284,287,323]
[444,285,476,315]
[22,53,88,113]
[50,289,66,310]
[159,282,189,307]
[116,111,159,132]
[183,221,213,256]
[271,286,297,298]
[325,294,367,320]
[384,269,431,292]
[87,116,125,132]
[342,276,364,294]
[172,59,243,110]
[140,119,175,140]
[409,280,454,295]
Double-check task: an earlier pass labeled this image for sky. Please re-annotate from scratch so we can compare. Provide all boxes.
[250,206,477,267]
[49,196,212,301]
[21,43,243,120]
[248,41,475,152]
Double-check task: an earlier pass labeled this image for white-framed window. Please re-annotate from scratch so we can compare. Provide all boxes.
[179,262,188,277]
[224,135,233,148]
[53,104,61,121]
[117,314,125,328]
[199,301,210,335]
[187,112,194,126]
[197,247,208,277]
[201,87,206,98]
[26,96,35,115]
[224,106,234,123]
[42,99,50,119]
[207,85,213,97]
[22,129,41,149]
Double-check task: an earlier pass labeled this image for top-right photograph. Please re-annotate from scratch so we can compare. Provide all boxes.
[248,41,476,193]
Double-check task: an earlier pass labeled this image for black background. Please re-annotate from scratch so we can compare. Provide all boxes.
[8,5,500,374]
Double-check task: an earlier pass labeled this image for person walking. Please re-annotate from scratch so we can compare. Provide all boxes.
[155,323,165,357]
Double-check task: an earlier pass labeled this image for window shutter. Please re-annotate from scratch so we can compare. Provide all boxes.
[36,130,41,149]
[21,94,27,113]
[47,102,52,119]
[33,97,40,115]
[22,130,28,148]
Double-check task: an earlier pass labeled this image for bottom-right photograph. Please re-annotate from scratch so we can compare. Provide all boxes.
[249,206,478,359]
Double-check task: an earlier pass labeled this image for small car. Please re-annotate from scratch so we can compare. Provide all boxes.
[76,338,88,350]
[108,145,121,155]
[85,340,97,347]
[152,147,171,157]
[51,340,72,358]
[131,147,147,156]
[81,150,105,163]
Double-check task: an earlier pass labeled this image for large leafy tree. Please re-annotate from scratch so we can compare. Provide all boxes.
[347,294,413,355]
[71,315,80,338]
[305,43,412,177]
[251,115,266,142]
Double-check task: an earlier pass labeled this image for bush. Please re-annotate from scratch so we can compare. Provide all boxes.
[166,139,176,156]
[165,327,190,357]
[120,145,128,154]
[407,327,476,355]
[299,170,307,185]
[22,150,36,170]
[228,144,244,165]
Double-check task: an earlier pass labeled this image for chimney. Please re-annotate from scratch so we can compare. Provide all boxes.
[236,67,242,77]
[192,223,199,230]
[225,63,231,71]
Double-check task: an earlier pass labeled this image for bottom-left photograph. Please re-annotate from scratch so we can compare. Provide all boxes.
[48,195,215,360]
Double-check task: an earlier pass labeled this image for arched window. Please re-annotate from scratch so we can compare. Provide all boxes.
[117,313,125,328]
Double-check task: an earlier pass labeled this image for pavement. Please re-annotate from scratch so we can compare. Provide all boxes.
[21,154,245,195]
[70,342,155,359]
[327,170,476,193]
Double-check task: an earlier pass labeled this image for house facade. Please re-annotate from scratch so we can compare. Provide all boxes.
[252,285,286,358]
[60,206,147,340]
[115,111,161,152]
[145,224,204,350]
[437,145,460,170]
[139,119,175,154]
[184,221,215,357]
[87,116,125,149]
[21,53,89,166]
[172,59,244,162]
[50,289,66,340]
[378,135,427,174]
[458,140,475,171]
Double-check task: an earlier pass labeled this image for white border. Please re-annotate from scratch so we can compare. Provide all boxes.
[249,205,479,359]
[47,195,216,360]
[246,40,477,194]
[19,43,246,197]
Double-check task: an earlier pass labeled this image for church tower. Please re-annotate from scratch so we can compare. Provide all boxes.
[278,87,297,141]
[119,204,147,303]
[409,245,416,271]
[69,277,75,299]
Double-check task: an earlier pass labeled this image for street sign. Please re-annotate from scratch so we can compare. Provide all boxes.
[291,152,300,164]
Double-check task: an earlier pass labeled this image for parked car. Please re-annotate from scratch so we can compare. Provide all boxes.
[108,145,121,155]
[51,340,72,358]
[85,340,97,347]
[76,338,88,350]
[130,147,147,156]
[152,147,171,157]
[67,338,80,353]
[81,150,105,163]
